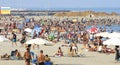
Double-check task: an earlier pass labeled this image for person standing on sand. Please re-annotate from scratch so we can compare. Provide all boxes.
[81,32,89,49]
[11,32,17,46]
[24,48,32,65]
[38,50,45,65]
[115,46,120,63]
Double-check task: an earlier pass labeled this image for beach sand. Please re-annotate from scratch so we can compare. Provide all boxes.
[0,36,119,65]
[0,14,120,65]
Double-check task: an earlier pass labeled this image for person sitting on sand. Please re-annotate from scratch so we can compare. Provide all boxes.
[10,49,22,60]
[20,34,26,47]
[31,52,37,65]
[54,47,63,57]
[44,54,52,65]
[71,43,78,56]
[102,45,115,53]
[97,45,103,53]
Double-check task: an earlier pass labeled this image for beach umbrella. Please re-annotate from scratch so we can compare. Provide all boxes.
[25,38,53,45]
[103,38,120,45]
[88,27,98,34]
[95,32,110,37]
[0,36,9,42]
[24,28,32,33]
[108,32,120,38]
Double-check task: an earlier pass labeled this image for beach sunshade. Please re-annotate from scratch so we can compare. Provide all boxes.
[108,32,120,38]
[95,32,110,37]
[25,38,53,45]
[0,36,9,42]
[88,27,98,34]
[103,38,120,45]
[24,28,32,33]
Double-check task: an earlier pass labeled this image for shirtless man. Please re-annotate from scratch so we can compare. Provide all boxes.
[81,32,89,49]
[38,50,45,65]
[24,48,32,65]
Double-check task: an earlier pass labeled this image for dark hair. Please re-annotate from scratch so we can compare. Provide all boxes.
[26,48,30,51]
[40,50,43,53]
[28,44,31,48]
[45,54,48,57]
[58,47,61,49]
[115,46,119,48]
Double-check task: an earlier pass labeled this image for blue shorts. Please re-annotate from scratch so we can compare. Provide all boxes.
[12,39,16,42]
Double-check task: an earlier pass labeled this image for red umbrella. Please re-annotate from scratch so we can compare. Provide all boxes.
[88,27,98,34]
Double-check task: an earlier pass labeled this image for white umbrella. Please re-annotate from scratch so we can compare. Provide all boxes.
[0,36,9,42]
[103,38,120,45]
[25,38,53,45]
[108,32,120,38]
[24,28,32,33]
[95,32,110,37]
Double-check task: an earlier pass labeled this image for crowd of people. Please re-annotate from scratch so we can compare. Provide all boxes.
[0,15,120,64]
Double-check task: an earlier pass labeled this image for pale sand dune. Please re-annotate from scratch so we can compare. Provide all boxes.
[0,35,119,65]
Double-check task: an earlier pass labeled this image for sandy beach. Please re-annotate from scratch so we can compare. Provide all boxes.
[1,0,120,65]
[0,15,120,65]
[0,34,119,65]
